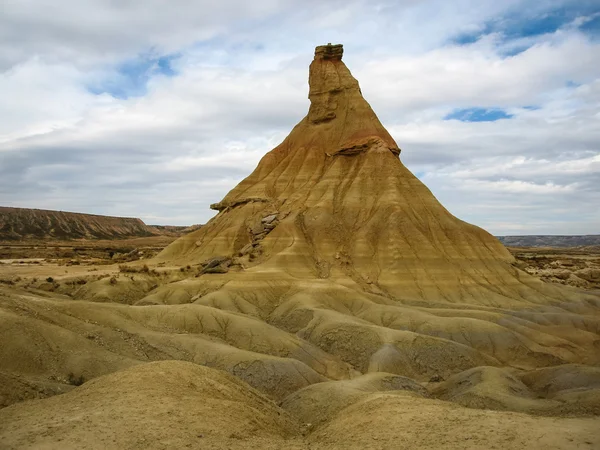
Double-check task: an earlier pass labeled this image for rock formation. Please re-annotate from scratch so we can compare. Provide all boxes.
[150,43,600,381]
[158,44,577,308]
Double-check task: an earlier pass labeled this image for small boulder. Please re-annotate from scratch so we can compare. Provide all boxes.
[264,221,278,231]
[553,270,572,280]
[203,256,229,269]
[238,243,254,256]
[253,232,267,241]
[261,214,278,225]
[576,268,600,283]
[250,222,265,235]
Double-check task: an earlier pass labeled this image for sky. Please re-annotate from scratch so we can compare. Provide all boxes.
[1,0,599,235]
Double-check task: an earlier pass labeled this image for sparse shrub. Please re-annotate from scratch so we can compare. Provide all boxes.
[180,267,185,272]
[46,277,54,283]
[119,264,150,274]
[109,276,118,285]
[67,373,85,386]
[186,265,191,270]
[204,266,229,274]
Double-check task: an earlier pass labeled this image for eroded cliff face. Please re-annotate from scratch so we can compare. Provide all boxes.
[0,207,159,240]
[158,43,523,305]
[146,45,599,385]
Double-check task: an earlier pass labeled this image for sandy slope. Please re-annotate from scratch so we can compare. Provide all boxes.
[1,361,599,450]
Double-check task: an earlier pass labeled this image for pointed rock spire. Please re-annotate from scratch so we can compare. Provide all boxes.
[158,44,566,307]
[306,44,400,155]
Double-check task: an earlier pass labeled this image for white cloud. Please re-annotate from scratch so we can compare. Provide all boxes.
[358,33,599,116]
[0,0,598,233]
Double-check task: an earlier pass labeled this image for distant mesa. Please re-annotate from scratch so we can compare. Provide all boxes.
[498,235,600,248]
[0,206,197,240]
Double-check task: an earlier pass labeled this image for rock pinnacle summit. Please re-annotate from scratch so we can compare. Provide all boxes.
[158,44,584,310]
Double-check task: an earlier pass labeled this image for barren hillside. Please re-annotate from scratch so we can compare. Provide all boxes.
[0,207,160,240]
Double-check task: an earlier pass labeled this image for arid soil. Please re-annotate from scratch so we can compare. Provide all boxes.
[0,235,178,262]
[1,44,599,449]
[510,246,600,291]
[1,239,599,449]
[2,361,599,450]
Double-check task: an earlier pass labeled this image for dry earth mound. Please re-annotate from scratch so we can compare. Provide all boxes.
[2,361,599,450]
[0,361,301,449]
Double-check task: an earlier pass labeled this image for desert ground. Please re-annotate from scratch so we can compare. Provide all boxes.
[511,246,600,292]
[1,239,599,449]
[1,44,599,449]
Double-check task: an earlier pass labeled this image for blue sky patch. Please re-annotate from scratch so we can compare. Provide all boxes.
[444,108,514,122]
[451,2,600,49]
[88,53,180,99]
[580,14,600,35]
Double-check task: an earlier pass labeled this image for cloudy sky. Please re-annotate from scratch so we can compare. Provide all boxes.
[1,0,599,234]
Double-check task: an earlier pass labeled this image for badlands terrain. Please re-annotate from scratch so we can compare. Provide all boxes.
[0,206,196,241]
[1,44,599,449]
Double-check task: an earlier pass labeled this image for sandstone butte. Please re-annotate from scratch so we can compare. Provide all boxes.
[158,43,592,309]
[1,44,599,449]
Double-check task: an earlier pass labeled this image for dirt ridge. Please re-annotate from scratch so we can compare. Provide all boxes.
[0,206,163,240]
